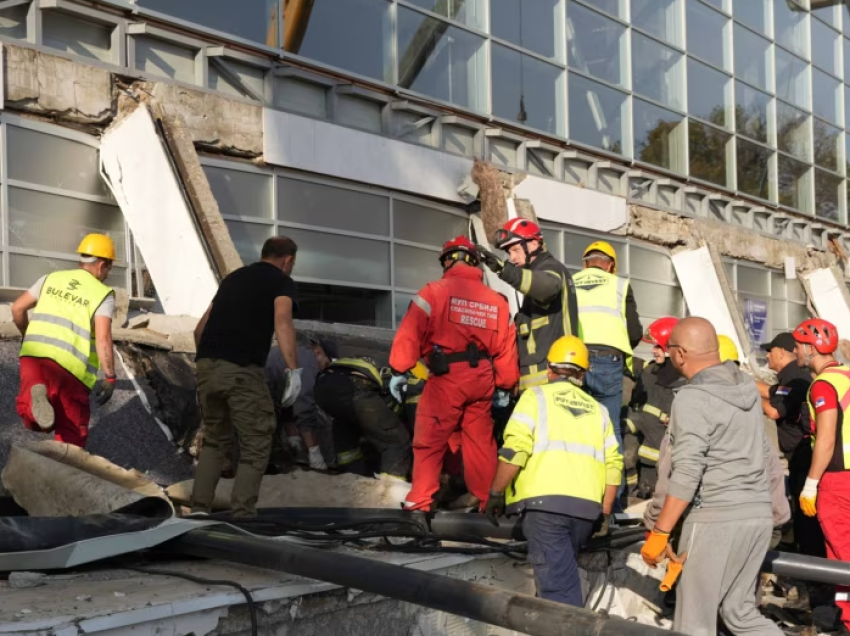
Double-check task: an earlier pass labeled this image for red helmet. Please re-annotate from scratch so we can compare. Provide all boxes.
[793,318,839,355]
[440,236,479,266]
[494,218,543,250]
[642,316,679,352]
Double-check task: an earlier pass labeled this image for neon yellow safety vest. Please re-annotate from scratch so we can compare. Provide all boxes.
[573,268,632,355]
[806,364,850,471]
[499,380,623,520]
[20,269,112,389]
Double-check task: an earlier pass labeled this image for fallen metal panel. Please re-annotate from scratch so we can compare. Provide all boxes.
[100,106,219,317]
[801,268,850,337]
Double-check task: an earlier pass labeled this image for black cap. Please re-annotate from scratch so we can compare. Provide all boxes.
[309,337,339,360]
[760,332,796,353]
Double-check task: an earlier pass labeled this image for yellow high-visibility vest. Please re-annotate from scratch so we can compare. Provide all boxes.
[807,364,850,471]
[499,380,623,519]
[573,268,632,356]
[20,269,112,389]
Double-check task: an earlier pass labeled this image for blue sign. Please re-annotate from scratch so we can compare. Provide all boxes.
[744,298,768,345]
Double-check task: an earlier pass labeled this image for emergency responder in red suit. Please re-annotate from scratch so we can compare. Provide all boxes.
[389,236,519,511]
[794,318,850,631]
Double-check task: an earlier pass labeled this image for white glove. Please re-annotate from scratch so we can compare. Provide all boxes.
[801,477,819,499]
[389,374,407,402]
[493,390,510,408]
[281,368,303,408]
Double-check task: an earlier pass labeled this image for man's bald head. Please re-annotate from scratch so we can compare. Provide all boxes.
[668,317,722,379]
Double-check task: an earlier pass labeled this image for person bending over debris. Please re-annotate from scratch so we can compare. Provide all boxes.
[642,318,781,636]
[485,336,622,607]
[190,236,299,518]
[313,356,411,480]
[12,234,118,448]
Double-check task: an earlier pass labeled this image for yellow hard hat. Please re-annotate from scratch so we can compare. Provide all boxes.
[547,335,590,371]
[411,361,429,381]
[583,240,617,274]
[718,335,739,363]
[77,234,116,261]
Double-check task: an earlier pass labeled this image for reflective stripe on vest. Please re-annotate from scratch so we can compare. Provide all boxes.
[20,269,111,389]
[529,386,606,462]
[807,365,850,470]
[519,367,549,391]
[573,269,632,357]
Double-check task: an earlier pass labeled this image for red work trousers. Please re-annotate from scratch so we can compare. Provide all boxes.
[17,356,91,448]
[818,471,850,629]
[405,364,496,511]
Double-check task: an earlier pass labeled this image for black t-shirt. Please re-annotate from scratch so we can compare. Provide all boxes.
[769,360,813,454]
[197,262,297,367]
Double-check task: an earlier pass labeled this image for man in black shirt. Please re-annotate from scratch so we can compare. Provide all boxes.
[757,332,825,556]
[191,236,299,517]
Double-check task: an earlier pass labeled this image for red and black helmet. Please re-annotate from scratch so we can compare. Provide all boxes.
[439,236,479,266]
[494,218,543,250]
[642,316,679,352]
[793,318,839,355]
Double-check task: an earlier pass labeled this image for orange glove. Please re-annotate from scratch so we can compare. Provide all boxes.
[660,560,683,592]
[641,529,670,568]
[800,478,819,518]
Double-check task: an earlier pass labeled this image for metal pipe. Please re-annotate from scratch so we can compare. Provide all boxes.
[171,528,684,636]
[762,550,850,586]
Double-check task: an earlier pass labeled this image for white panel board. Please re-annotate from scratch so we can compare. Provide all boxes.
[100,107,218,317]
[802,268,850,338]
[471,215,519,319]
[671,246,746,355]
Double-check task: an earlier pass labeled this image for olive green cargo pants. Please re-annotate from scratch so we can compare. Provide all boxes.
[190,358,276,517]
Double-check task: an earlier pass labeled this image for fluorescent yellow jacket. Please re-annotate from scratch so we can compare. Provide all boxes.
[573,268,632,357]
[806,363,850,471]
[20,269,112,389]
[499,379,623,519]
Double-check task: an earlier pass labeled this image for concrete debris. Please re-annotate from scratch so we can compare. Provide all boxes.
[8,572,46,589]
[112,328,173,351]
[145,315,200,337]
[127,314,151,330]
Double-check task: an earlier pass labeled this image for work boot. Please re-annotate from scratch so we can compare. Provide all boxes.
[30,384,54,431]
[307,446,327,470]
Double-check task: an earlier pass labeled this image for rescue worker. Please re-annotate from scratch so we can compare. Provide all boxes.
[484,335,623,606]
[642,318,782,636]
[624,316,683,498]
[11,234,118,448]
[389,236,519,511]
[313,356,411,479]
[476,218,579,391]
[794,318,850,632]
[756,332,824,557]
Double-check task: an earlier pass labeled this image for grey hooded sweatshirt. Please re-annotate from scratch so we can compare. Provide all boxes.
[667,361,773,523]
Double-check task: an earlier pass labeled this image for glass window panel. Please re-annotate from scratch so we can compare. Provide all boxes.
[774,0,809,59]
[491,45,563,135]
[395,291,414,326]
[735,82,770,143]
[564,233,626,272]
[813,120,841,171]
[723,259,736,286]
[8,188,126,258]
[490,0,560,60]
[586,0,626,20]
[135,36,196,84]
[771,299,788,332]
[631,0,682,47]
[845,39,850,86]
[815,169,842,222]
[777,154,810,211]
[397,7,486,112]
[0,3,27,40]
[777,102,811,161]
[733,24,770,91]
[775,50,810,109]
[568,74,627,155]
[737,265,768,294]
[279,227,390,286]
[689,120,731,186]
[813,68,840,124]
[8,126,112,199]
[630,245,675,283]
[788,302,811,330]
[688,59,730,127]
[43,12,113,63]
[393,200,468,245]
[812,17,839,75]
[287,0,389,82]
[771,273,787,299]
[404,0,485,30]
[541,229,562,261]
[812,6,839,31]
[634,99,685,172]
[788,277,806,302]
[298,282,392,329]
[395,244,443,290]
[846,133,850,175]
[737,138,772,200]
[732,0,768,34]
[10,254,126,290]
[687,0,727,69]
[225,220,272,264]
[632,32,684,110]
[137,0,279,45]
[630,279,683,317]
[277,177,389,235]
[204,166,272,219]
[567,2,626,87]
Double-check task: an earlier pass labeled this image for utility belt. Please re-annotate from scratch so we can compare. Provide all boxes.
[428,343,491,377]
[586,346,623,362]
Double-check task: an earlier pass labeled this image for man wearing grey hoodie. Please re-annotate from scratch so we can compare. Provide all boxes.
[641,318,781,636]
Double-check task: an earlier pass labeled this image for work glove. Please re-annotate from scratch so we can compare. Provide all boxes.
[389,374,407,403]
[640,528,670,568]
[492,389,511,409]
[591,513,612,539]
[476,245,504,274]
[93,377,115,406]
[800,477,819,517]
[484,491,506,527]
[280,368,303,408]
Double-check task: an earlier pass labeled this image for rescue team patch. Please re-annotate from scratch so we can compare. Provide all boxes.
[815,397,826,408]
[574,274,609,292]
[553,392,595,418]
[775,386,791,396]
[448,297,499,330]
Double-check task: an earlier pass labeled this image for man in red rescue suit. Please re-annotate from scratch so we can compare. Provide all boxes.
[389,236,519,511]
[794,318,850,631]
[476,219,579,391]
